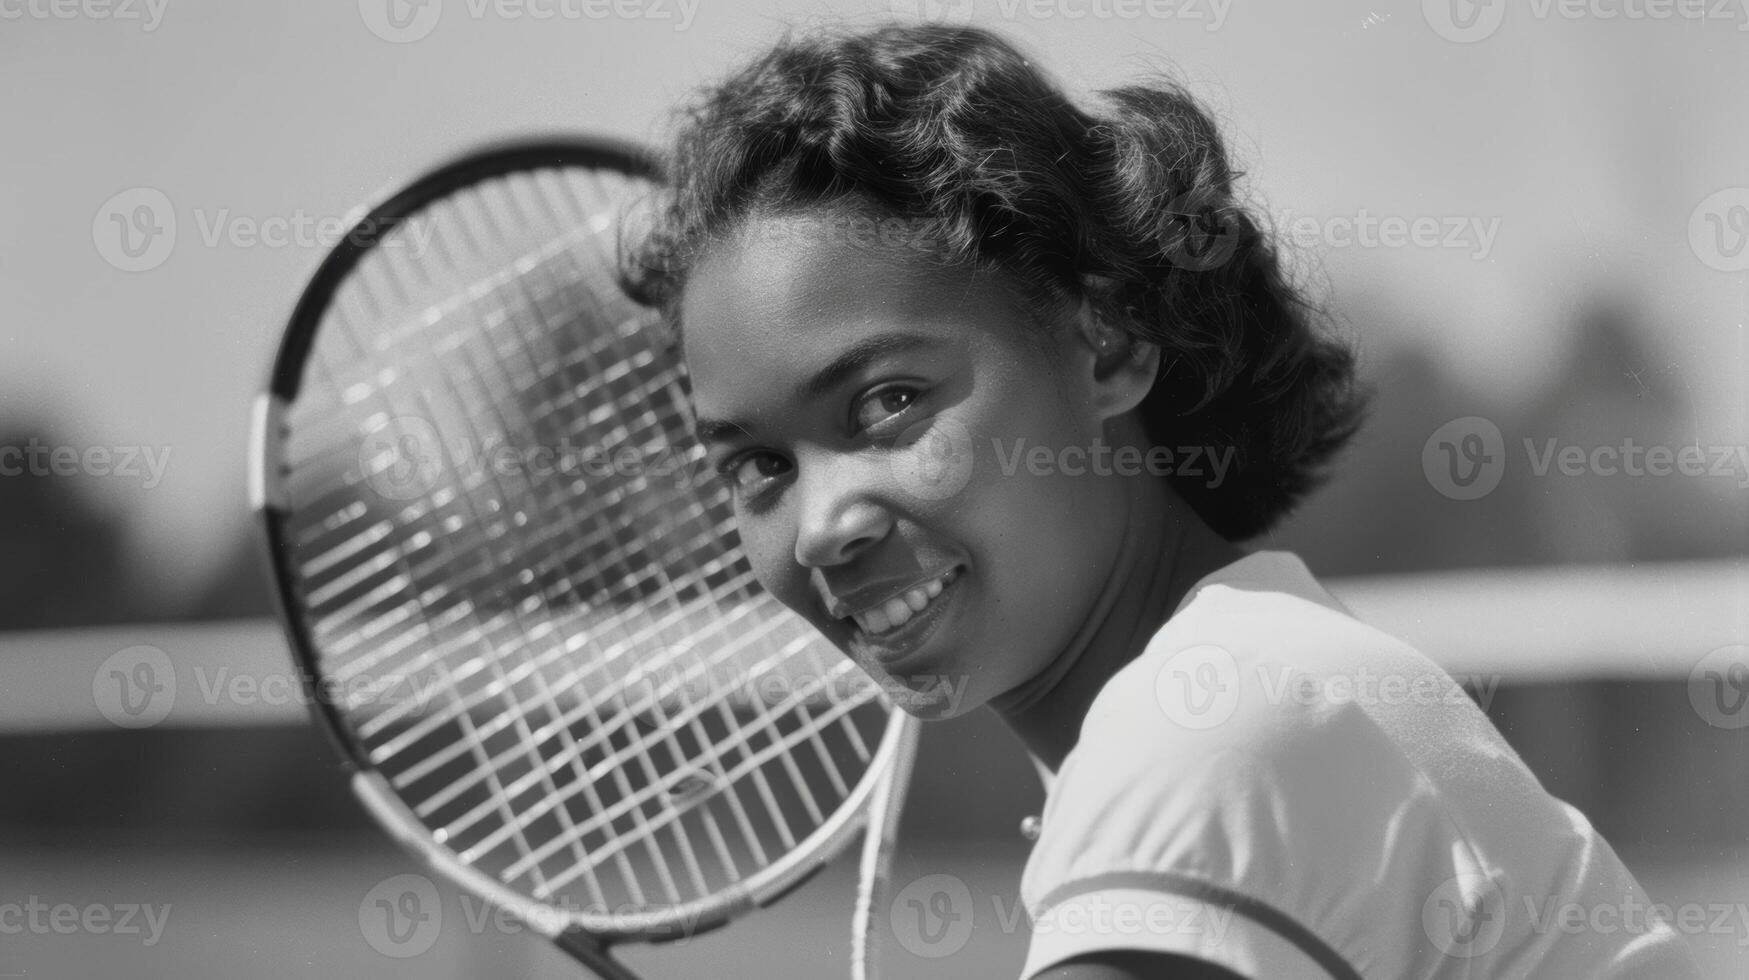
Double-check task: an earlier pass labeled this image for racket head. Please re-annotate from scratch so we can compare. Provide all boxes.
[251,135,915,945]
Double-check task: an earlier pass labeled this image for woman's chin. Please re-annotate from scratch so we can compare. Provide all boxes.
[878,669,978,721]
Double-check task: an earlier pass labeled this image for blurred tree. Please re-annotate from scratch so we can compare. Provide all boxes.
[1515,300,1748,563]
[1271,296,1543,575]
[182,531,275,621]
[0,423,149,629]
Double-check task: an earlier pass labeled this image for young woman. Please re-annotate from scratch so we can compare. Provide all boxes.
[623,22,1700,980]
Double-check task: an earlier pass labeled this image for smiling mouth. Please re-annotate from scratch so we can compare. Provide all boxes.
[842,567,961,666]
[846,567,958,635]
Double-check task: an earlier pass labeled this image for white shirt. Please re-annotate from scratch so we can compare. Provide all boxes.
[1019,551,1700,979]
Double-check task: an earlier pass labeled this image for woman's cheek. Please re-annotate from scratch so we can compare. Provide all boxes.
[738,516,813,618]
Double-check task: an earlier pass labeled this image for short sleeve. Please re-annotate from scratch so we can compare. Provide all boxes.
[1017,591,1704,980]
[1018,665,1439,979]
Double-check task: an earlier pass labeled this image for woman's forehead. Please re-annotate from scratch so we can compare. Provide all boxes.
[678,216,1056,419]
[684,219,1012,352]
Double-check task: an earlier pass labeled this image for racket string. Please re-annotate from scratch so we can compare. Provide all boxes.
[281,163,893,927]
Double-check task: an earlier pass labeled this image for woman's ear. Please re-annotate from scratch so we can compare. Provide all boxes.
[1074,297,1161,421]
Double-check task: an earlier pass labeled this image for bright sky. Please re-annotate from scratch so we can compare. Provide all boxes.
[3,0,1745,608]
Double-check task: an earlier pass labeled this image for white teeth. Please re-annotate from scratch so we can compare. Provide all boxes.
[851,571,955,636]
[861,607,891,634]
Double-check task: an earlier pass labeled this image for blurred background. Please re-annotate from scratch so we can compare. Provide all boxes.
[2,0,1745,976]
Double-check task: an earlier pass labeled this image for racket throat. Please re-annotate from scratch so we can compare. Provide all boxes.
[557,928,642,980]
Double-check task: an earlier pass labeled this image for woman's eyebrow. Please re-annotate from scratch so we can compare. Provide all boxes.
[795,332,936,402]
[693,332,938,447]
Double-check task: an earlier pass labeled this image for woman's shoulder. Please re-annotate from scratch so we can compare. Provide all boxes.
[1077,550,1428,757]
[1020,552,1705,980]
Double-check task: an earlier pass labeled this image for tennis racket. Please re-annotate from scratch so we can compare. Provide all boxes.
[250,136,922,979]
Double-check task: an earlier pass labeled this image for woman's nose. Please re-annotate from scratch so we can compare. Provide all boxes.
[792,456,893,569]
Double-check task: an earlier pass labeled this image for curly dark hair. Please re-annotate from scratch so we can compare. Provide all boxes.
[622,22,1367,541]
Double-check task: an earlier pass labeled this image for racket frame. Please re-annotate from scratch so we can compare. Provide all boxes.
[249,135,923,956]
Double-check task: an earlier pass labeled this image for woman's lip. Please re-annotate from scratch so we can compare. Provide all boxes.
[846,568,960,669]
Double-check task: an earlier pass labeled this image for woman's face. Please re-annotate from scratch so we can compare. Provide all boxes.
[680,211,1134,718]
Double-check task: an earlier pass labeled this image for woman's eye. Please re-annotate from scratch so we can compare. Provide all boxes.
[852,385,919,434]
[725,452,790,495]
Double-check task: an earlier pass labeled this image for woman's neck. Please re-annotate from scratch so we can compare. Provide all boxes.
[988,476,1246,772]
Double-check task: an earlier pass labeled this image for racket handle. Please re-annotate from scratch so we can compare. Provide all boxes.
[851,714,923,980]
